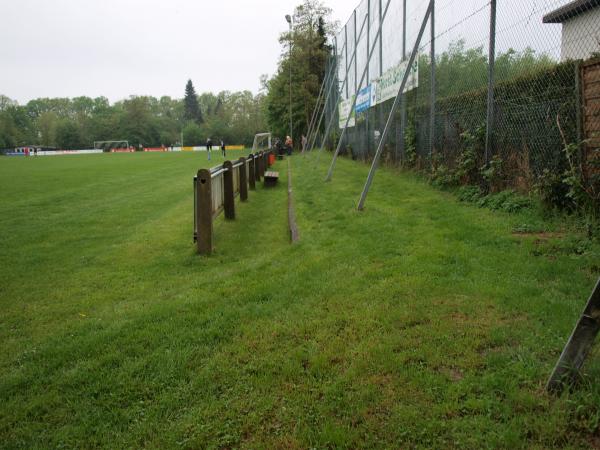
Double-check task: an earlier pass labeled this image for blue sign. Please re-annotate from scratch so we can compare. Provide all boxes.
[355,85,372,113]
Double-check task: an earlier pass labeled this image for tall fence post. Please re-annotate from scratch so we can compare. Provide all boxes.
[223,160,235,220]
[196,169,213,255]
[378,0,384,162]
[345,25,349,99]
[399,0,407,164]
[485,0,497,166]
[326,0,393,181]
[429,0,436,163]
[379,0,383,76]
[310,17,363,155]
[357,0,434,210]
[239,157,248,201]
[248,153,256,189]
[366,0,371,158]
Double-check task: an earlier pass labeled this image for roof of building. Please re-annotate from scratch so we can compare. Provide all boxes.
[543,0,600,23]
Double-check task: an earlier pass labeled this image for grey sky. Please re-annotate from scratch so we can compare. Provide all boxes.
[0,0,568,105]
[0,0,356,104]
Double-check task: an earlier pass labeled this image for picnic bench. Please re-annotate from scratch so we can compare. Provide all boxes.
[264,170,279,187]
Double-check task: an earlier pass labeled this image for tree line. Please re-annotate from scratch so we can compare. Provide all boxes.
[0,0,335,152]
[0,81,266,150]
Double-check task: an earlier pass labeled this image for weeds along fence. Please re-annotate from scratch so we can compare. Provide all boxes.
[310,0,600,199]
[193,151,273,255]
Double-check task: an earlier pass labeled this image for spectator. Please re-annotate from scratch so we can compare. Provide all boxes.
[220,139,226,158]
[285,135,293,156]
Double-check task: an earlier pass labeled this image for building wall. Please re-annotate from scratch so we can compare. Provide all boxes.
[561,7,600,61]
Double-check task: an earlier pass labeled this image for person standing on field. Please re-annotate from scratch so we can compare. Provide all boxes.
[285,135,293,156]
[220,139,225,158]
[301,134,307,153]
[206,137,212,161]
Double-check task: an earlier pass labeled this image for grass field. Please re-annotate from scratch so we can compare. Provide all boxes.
[1,151,599,448]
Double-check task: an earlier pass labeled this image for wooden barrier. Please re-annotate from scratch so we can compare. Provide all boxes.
[193,151,273,255]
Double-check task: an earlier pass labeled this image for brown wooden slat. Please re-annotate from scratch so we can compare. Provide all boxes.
[583,69,600,83]
[584,83,600,97]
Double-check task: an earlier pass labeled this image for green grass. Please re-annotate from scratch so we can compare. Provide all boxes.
[1,151,599,448]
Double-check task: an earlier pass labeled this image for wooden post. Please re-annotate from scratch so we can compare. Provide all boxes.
[547,278,600,393]
[239,157,248,201]
[223,160,235,220]
[196,169,213,255]
[248,153,256,189]
[259,151,265,178]
[255,153,261,182]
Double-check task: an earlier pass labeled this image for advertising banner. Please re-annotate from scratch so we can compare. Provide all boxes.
[373,58,419,106]
[338,97,356,129]
[355,85,372,113]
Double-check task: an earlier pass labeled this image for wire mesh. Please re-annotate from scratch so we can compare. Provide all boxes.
[321,0,600,190]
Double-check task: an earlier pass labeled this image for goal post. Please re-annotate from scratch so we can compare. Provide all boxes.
[94,140,129,152]
[252,133,271,152]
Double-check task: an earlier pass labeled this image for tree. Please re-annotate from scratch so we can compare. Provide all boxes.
[182,121,203,146]
[264,0,335,143]
[55,120,84,149]
[38,112,58,146]
[184,80,203,124]
[0,87,266,150]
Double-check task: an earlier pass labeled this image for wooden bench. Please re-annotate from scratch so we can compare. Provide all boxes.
[263,171,279,187]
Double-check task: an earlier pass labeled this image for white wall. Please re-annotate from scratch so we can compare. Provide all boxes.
[561,8,600,61]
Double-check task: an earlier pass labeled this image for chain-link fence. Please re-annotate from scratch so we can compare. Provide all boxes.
[313,0,600,193]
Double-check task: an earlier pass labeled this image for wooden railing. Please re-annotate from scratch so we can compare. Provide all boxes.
[193,151,272,254]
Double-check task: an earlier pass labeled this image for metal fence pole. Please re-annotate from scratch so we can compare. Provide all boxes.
[354,9,359,157]
[326,0,393,181]
[308,39,348,153]
[547,278,600,393]
[366,0,371,157]
[223,161,235,220]
[398,0,407,164]
[379,0,383,77]
[484,0,497,166]
[307,55,335,150]
[345,25,349,99]
[312,15,368,155]
[196,169,213,255]
[429,0,436,162]
[357,0,434,210]
[378,0,384,162]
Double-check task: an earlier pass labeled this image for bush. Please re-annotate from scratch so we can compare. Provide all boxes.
[477,190,532,213]
[457,185,482,203]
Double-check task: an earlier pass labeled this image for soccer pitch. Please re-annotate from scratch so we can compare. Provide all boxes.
[1,152,599,447]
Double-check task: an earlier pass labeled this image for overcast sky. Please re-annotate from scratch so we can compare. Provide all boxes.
[0,0,357,104]
[0,0,567,105]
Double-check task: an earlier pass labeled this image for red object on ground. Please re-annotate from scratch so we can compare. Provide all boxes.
[268,153,275,165]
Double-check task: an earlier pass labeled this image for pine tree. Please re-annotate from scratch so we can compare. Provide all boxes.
[183,79,203,124]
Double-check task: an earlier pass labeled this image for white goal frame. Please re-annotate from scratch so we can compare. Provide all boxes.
[252,133,271,151]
